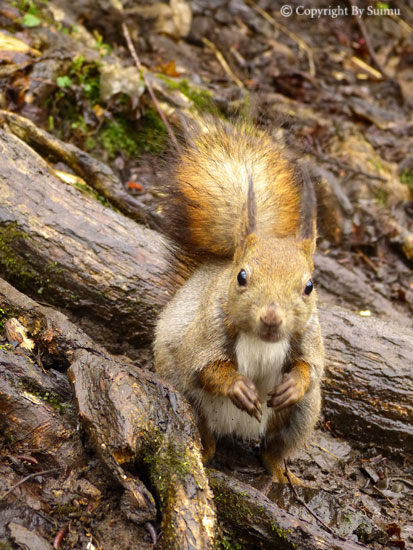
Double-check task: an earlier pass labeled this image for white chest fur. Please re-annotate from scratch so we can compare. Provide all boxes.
[236,332,290,394]
[195,333,290,440]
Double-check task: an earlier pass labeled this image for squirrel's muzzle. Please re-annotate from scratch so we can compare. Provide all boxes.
[259,304,284,328]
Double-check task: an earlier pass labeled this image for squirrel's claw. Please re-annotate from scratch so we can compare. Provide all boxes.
[229,377,262,421]
[267,373,303,411]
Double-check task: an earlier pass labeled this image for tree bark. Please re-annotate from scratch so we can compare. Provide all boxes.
[321,305,413,455]
[315,254,412,326]
[209,469,369,550]
[0,277,216,549]
[0,126,170,353]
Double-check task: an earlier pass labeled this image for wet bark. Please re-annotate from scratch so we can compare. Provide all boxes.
[315,254,411,326]
[69,350,216,550]
[209,469,369,550]
[321,305,413,455]
[0,348,81,468]
[0,278,216,549]
[0,125,170,353]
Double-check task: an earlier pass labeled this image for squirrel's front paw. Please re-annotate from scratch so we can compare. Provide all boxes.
[267,372,306,412]
[228,376,262,421]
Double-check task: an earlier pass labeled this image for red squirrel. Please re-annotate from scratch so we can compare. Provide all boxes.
[154,119,324,483]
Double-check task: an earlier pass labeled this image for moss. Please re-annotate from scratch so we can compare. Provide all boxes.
[401,168,413,194]
[0,308,7,331]
[0,223,39,288]
[216,534,243,550]
[376,186,388,206]
[0,540,14,550]
[100,109,167,158]
[71,181,111,208]
[19,378,71,415]
[100,116,140,158]
[158,75,215,113]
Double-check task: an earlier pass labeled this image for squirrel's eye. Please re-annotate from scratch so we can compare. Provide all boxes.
[237,269,248,287]
[303,279,313,295]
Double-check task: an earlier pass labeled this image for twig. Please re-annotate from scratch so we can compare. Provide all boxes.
[351,56,382,80]
[246,0,315,76]
[284,461,337,536]
[348,0,390,79]
[121,23,181,153]
[0,468,59,501]
[145,522,157,546]
[312,152,387,182]
[16,454,39,466]
[53,524,69,549]
[372,485,397,507]
[202,37,245,89]
[355,248,379,274]
[311,443,340,461]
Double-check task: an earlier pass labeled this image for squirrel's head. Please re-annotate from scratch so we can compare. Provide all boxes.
[227,172,317,343]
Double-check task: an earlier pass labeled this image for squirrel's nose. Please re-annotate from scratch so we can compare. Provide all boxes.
[260,304,284,328]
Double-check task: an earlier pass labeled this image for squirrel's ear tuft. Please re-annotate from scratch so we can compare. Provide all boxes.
[236,174,256,251]
[247,173,256,235]
[298,165,317,243]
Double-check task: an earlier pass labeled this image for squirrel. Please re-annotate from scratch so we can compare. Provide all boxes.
[154,119,325,483]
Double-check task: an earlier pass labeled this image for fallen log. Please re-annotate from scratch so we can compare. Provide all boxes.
[0,278,216,548]
[321,305,413,455]
[209,469,369,550]
[0,126,170,354]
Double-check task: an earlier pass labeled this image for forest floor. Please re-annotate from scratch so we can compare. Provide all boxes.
[0,0,412,549]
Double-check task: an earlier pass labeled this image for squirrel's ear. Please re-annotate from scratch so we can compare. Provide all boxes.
[236,174,256,251]
[298,164,317,242]
[300,238,316,262]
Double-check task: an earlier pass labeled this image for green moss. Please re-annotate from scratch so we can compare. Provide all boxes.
[158,75,215,113]
[100,116,140,158]
[376,186,388,206]
[0,308,6,330]
[0,223,38,288]
[71,181,111,208]
[100,109,167,158]
[401,168,413,194]
[0,540,14,550]
[19,379,71,415]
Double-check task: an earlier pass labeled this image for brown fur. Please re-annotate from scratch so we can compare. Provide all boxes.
[198,360,239,396]
[159,119,303,265]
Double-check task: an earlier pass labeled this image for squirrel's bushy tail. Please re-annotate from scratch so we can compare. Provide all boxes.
[160,119,303,260]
